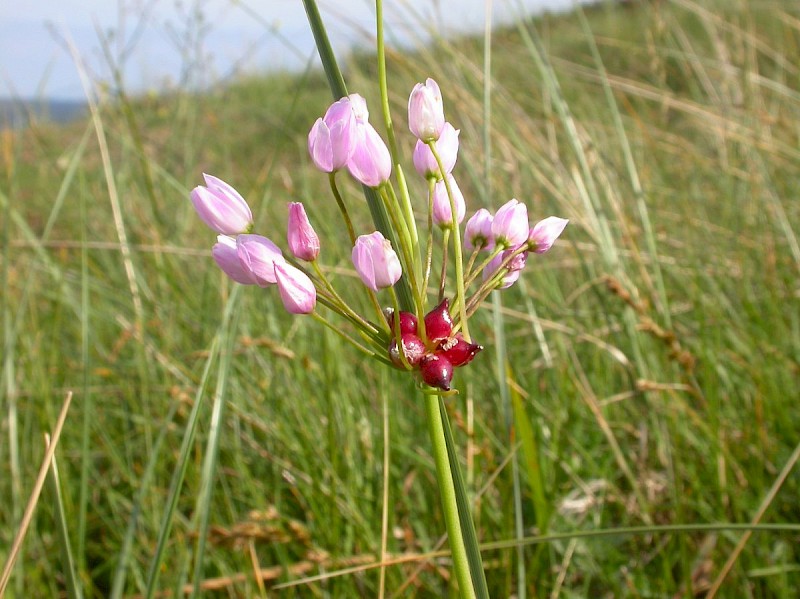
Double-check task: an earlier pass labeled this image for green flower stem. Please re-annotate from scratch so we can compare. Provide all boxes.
[425,394,477,599]
[376,0,418,256]
[314,291,386,351]
[439,228,451,303]
[311,261,385,337]
[311,312,392,365]
[421,177,436,302]
[428,142,470,341]
[463,248,481,284]
[378,185,422,308]
[464,245,503,290]
[328,173,357,246]
[389,287,412,371]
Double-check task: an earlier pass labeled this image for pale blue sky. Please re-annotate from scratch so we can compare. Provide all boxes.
[1,0,581,100]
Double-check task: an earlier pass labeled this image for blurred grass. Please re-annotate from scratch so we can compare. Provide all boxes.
[1,0,800,596]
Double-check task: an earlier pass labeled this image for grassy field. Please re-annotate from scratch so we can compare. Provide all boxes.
[2,0,799,596]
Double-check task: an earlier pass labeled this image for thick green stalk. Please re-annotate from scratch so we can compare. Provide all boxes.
[425,395,476,599]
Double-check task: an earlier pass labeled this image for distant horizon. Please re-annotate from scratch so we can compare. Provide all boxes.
[1,0,593,102]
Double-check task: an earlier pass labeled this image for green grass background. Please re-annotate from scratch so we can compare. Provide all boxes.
[1,0,799,596]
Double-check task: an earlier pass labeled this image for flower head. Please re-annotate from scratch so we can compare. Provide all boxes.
[211,235,257,284]
[287,202,320,261]
[412,122,459,179]
[352,231,402,291]
[432,175,466,229]
[492,199,529,247]
[236,234,285,287]
[308,97,358,172]
[529,216,569,254]
[408,78,445,142]
[274,262,316,314]
[347,122,392,187]
[464,208,494,251]
[190,174,253,235]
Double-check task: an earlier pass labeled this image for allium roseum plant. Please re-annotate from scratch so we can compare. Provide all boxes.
[189,2,567,595]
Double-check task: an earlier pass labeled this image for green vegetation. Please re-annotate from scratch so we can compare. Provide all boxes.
[2,0,799,596]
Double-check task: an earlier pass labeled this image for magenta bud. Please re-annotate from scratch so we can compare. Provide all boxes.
[388,310,418,336]
[388,333,426,368]
[424,299,453,342]
[236,234,285,287]
[287,202,320,261]
[190,174,253,235]
[420,354,454,391]
[439,334,483,368]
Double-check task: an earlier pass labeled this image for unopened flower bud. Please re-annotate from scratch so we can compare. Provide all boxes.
[492,199,529,248]
[420,354,454,391]
[528,216,569,254]
[287,202,320,261]
[211,235,257,284]
[347,122,392,187]
[408,78,445,142]
[432,175,466,229]
[190,174,253,235]
[236,234,285,287]
[424,299,453,342]
[274,262,316,314]
[412,122,459,178]
[439,333,483,367]
[464,208,494,251]
[352,231,402,291]
[388,333,426,368]
[483,250,526,289]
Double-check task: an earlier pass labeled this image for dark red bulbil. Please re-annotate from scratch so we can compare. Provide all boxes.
[387,309,418,336]
[419,354,454,391]
[439,334,483,367]
[424,299,453,342]
[388,333,426,368]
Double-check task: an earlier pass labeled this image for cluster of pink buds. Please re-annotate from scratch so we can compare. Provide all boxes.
[191,75,568,394]
[387,300,482,391]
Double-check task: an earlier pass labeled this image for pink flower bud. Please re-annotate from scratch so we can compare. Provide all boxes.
[482,249,527,289]
[432,175,466,228]
[351,231,402,291]
[491,199,529,247]
[348,93,369,123]
[307,97,358,172]
[420,354,454,391]
[274,262,316,314]
[412,123,459,178]
[287,202,320,261]
[424,299,453,342]
[211,235,257,284]
[347,122,392,187]
[236,234,285,287]
[439,333,483,367]
[190,174,253,235]
[388,333,426,368]
[529,216,569,253]
[464,208,494,251]
[408,78,445,142]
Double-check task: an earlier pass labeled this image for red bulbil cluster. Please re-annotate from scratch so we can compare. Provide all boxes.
[387,299,482,391]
